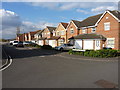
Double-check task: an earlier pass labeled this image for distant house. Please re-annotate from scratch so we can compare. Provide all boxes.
[42,26,56,46]
[16,33,25,42]
[24,33,29,41]
[66,20,81,45]
[55,22,68,46]
[69,10,120,50]
[34,30,45,45]
[28,30,40,43]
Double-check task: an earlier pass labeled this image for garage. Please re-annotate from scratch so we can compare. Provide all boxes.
[74,39,82,49]
[49,40,56,47]
[83,40,94,49]
[38,40,43,46]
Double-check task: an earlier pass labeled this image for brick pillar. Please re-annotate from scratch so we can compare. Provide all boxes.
[93,40,95,50]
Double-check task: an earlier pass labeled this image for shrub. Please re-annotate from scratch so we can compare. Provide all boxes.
[69,49,73,55]
[69,49,119,58]
[41,45,52,50]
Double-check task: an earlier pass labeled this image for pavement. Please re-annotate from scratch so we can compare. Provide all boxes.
[2,44,119,88]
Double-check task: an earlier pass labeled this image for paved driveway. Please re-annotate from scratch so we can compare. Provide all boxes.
[2,45,118,88]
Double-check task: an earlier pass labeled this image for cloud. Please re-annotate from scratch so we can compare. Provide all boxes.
[1,9,57,39]
[0,9,22,29]
[76,9,89,14]
[91,6,117,13]
[0,9,22,39]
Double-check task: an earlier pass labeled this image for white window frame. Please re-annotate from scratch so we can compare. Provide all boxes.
[107,38,115,48]
[57,31,60,36]
[104,22,110,31]
[53,31,56,36]
[96,40,100,47]
[91,27,96,33]
[82,29,86,34]
[61,30,65,35]
[70,28,74,34]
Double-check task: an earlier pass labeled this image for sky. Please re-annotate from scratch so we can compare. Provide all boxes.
[1,2,119,39]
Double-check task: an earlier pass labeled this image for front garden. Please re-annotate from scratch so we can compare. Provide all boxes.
[69,49,120,58]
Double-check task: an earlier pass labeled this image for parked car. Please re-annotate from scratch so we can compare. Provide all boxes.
[13,41,24,47]
[54,44,75,51]
[23,41,37,45]
[9,40,18,45]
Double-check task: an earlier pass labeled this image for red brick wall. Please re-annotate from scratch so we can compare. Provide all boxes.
[67,22,79,42]
[42,28,52,39]
[96,12,120,50]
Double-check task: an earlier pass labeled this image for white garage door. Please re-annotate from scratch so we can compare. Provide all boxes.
[84,40,93,49]
[75,39,82,49]
[49,40,56,47]
[38,40,43,46]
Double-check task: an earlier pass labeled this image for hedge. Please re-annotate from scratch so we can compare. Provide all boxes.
[69,49,119,58]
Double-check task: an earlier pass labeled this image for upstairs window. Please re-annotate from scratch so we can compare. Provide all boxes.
[70,28,74,34]
[47,32,50,35]
[61,30,65,35]
[91,27,96,33]
[104,22,110,31]
[82,29,86,34]
[53,31,56,36]
[57,31,60,36]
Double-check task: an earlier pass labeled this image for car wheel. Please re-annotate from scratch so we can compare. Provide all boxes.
[60,48,63,51]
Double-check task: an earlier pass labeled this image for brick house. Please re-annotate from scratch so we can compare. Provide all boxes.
[69,10,120,50]
[28,30,40,43]
[66,20,81,44]
[40,26,56,46]
[16,33,25,42]
[34,30,45,45]
[24,33,29,41]
[54,22,68,46]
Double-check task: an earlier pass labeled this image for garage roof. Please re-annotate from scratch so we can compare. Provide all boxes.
[69,33,106,40]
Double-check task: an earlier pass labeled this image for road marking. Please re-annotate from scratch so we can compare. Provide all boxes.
[0,55,12,71]
[0,48,13,71]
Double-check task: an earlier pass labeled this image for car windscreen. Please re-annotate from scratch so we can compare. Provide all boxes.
[14,41,18,43]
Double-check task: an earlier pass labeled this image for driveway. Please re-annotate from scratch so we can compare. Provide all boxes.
[2,44,118,88]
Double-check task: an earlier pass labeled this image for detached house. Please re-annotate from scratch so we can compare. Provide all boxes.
[16,33,25,42]
[41,26,56,46]
[69,10,120,50]
[34,30,45,45]
[66,20,81,44]
[54,22,68,46]
[24,33,29,41]
[28,30,40,43]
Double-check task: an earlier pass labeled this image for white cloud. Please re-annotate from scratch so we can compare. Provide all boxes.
[1,9,57,39]
[91,6,117,13]
[76,9,89,14]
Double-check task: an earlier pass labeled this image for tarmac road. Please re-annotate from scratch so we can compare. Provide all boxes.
[2,44,118,88]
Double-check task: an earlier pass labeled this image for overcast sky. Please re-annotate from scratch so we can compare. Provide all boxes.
[1,2,119,39]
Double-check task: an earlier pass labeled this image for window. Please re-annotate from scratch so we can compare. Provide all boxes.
[70,28,74,34]
[82,29,86,34]
[104,22,110,30]
[57,31,60,36]
[47,32,50,35]
[58,39,64,46]
[106,17,109,19]
[61,30,65,35]
[92,27,96,33]
[96,40,100,47]
[53,31,55,36]
[107,38,115,48]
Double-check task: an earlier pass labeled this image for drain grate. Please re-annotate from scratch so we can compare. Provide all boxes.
[95,79,118,88]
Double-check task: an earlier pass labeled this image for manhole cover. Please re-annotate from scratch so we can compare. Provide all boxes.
[95,79,118,88]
